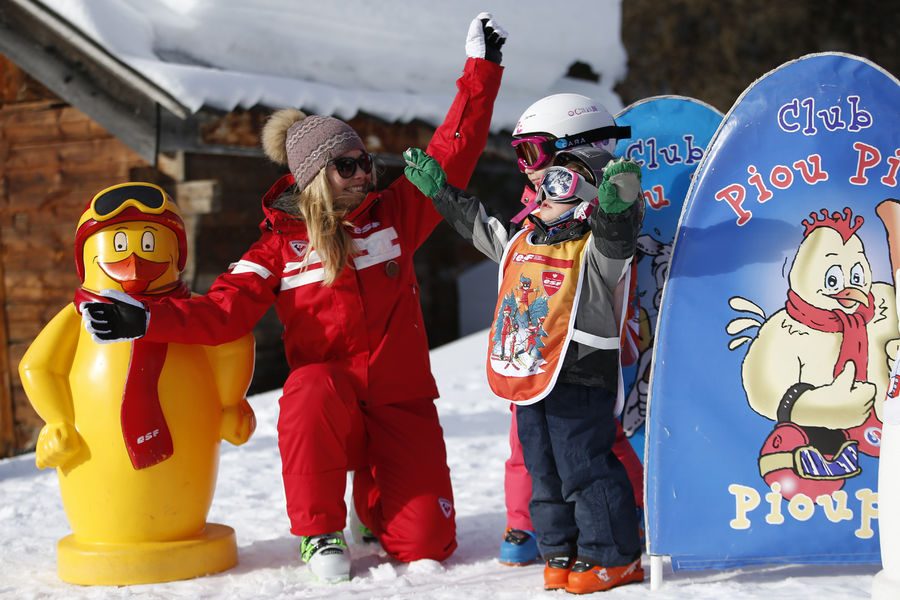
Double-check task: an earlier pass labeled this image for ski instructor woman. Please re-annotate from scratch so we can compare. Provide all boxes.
[80,13,506,583]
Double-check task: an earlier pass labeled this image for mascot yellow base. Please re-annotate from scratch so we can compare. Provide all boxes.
[58,524,237,585]
[19,183,256,585]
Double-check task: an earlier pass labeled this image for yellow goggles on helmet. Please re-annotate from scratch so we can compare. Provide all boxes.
[78,182,176,228]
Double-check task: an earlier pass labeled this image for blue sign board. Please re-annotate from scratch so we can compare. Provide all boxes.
[614,97,723,462]
[646,54,900,569]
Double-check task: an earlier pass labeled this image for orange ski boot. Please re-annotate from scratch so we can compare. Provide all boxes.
[543,556,574,590]
[565,558,644,594]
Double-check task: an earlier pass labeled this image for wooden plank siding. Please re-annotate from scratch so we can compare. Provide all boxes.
[0,56,150,455]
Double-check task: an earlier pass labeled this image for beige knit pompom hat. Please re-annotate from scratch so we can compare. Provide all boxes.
[262,109,365,192]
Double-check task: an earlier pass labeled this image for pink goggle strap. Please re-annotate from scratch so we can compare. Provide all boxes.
[511,186,539,225]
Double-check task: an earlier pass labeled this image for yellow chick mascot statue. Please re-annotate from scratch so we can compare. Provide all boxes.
[18,182,256,585]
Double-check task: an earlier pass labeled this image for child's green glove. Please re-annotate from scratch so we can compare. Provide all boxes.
[597,158,642,214]
[403,148,447,199]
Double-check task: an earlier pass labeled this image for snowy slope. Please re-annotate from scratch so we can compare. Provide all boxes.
[0,331,879,598]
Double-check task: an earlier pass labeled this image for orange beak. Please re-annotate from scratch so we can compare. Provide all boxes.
[828,287,870,310]
[99,254,169,294]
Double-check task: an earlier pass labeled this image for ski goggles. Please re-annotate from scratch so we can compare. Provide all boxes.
[511,135,556,172]
[511,124,631,172]
[759,440,861,480]
[795,441,860,479]
[88,182,172,223]
[537,167,598,205]
[328,153,373,179]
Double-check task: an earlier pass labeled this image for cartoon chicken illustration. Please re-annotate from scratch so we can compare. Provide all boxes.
[18,183,256,585]
[728,207,898,499]
[621,233,673,437]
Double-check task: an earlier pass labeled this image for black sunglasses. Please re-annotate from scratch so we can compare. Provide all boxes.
[329,153,373,179]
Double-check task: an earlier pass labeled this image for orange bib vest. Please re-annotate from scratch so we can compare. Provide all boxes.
[487,226,619,405]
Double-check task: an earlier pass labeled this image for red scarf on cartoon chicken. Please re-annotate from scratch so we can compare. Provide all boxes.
[785,288,883,456]
[73,283,190,470]
[785,288,876,381]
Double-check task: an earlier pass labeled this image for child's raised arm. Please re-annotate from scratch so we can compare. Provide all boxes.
[404,147,510,263]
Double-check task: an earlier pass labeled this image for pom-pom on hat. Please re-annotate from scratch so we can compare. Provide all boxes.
[262,109,365,192]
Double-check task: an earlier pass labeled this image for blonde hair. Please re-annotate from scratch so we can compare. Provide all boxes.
[295,169,356,285]
[262,109,378,285]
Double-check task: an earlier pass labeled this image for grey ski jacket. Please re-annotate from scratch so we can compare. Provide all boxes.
[432,183,643,395]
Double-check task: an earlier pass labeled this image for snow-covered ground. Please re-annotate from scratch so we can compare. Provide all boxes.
[0,331,880,598]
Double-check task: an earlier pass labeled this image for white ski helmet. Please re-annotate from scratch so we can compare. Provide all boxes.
[513,93,629,156]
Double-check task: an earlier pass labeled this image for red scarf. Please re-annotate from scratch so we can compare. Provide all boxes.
[74,282,190,470]
[785,288,876,381]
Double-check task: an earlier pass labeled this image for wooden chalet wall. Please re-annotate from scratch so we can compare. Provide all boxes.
[0,55,150,455]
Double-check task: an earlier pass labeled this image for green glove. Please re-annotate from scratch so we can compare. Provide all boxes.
[597,158,642,214]
[403,147,447,198]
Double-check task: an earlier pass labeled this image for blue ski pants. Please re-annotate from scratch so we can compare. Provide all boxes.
[516,382,641,565]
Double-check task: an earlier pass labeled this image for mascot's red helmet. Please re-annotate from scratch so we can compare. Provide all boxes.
[73,182,187,282]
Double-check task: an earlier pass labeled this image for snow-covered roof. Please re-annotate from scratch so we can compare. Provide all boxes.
[35,0,627,132]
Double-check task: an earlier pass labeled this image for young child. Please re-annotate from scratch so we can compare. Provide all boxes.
[403,142,645,594]
[501,94,645,566]
[79,13,507,584]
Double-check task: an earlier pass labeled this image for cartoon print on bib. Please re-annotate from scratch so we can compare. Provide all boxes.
[487,228,590,404]
[490,274,550,373]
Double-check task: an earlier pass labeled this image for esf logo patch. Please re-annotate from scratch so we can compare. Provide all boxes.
[542,271,564,296]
